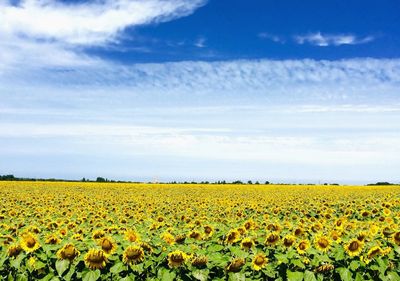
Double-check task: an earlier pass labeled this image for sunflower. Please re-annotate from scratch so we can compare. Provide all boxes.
[20,232,41,253]
[265,232,280,246]
[314,234,331,253]
[366,245,383,259]
[251,253,268,271]
[392,231,400,245]
[330,230,342,244]
[161,232,175,245]
[7,244,22,257]
[283,235,296,248]
[225,229,240,244]
[296,240,310,255]
[57,243,80,261]
[125,229,140,243]
[45,234,61,245]
[167,250,188,268]
[92,230,105,240]
[357,231,369,242]
[191,255,208,267]
[84,249,108,270]
[188,230,202,240]
[240,237,255,250]
[98,236,117,255]
[226,258,245,272]
[122,246,144,265]
[345,239,364,257]
[138,242,152,253]
[203,225,214,237]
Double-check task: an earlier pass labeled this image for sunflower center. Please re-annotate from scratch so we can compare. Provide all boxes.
[127,250,141,259]
[349,241,360,251]
[318,238,329,248]
[171,254,184,263]
[88,254,105,263]
[102,240,112,251]
[255,256,265,265]
[299,242,307,250]
[26,237,36,248]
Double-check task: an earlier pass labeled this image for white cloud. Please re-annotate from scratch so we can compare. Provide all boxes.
[258,32,285,43]
[194,37,206,48]
[294,32,375,47]
[0,0,206,45]
[0,0,206,70]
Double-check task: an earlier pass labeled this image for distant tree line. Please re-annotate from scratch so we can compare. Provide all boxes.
[0,175,397,186]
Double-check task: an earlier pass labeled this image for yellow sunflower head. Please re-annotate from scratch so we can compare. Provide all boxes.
[125,229,140,243]
[283,235,296,248]
[167,250,188,268]
[345,239,364,257]
[92,230,105,240]
[7,244,22,258]
[251,253,268,271]
[225,229,240,244]
[314,234,331,253]
[265,232,280,246]
[203,225,214,236]
[57,243,80,261]
[98,236,117,255]
[84,249,108,270]
[240,237,255,250]
[122,246,144,265]
[188,230,202,240]
[45,234,61,245]
[296,240,310,255]
[191,255,208,267]
[161,232,175,245]
[392,231,400,245]
[226,258,245,272]
[20,232,41,253]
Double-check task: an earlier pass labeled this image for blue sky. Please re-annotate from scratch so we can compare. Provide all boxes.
[1,0,400,183]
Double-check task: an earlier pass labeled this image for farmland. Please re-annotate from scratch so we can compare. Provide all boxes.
[0,181,400,280]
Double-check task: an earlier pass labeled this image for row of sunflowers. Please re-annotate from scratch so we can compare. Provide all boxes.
[1,181,400,280]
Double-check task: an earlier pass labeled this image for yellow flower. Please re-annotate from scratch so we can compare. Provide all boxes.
[57,243,80,261]
[191,255,208,267]
[314,234,331,253]
[251,253,268,271]
[125,229,140,243]
[225,229,240,244]
[45,234,61,245]
[167,250,188,268]
[226,258,245,272]
[7,244,22,258]
[345,239,364,257]
[240,237,255,250]
[283,235,296,248]
[84,249,108,270]
[123,246,144,265]
[161,232,175,245]
[265,232,280,246]
[296,240,310,255]
[20,232,41,253]
[98,236,117,255]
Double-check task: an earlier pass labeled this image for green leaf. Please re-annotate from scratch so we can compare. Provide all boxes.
[82,270,101,281]
[56,259,70,276]
[386,272,400,281]
[287,270,304,281]
[228,272,246,281]
[349,260,360,271]
[333,247,345,261]
[336,267,353,281]
[157,268,176,281]
[16,274,28,281]
[110,262,125,274]
[39,273,55,281]
[291,259,306,269]
[355,273,364,281]
[304,271,317,281]
[207,244,224,252]
[192,269,209,281]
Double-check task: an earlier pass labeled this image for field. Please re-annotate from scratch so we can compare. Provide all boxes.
[0,182,400,281]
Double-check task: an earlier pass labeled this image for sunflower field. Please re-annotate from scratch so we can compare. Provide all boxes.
[1,181,400,281]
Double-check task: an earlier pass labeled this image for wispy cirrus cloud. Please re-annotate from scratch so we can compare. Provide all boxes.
[294,32,375,47]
